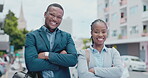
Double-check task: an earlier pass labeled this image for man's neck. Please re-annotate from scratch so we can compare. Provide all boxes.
[44,25,56,32]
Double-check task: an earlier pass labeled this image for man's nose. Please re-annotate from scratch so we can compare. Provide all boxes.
[53,16,57,20]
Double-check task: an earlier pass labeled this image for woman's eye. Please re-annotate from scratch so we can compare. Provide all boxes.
[95,32,99,33]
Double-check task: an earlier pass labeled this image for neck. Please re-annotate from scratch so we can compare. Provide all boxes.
[44,25,56,32]
[49,29,55,32]
[93,44,104,52]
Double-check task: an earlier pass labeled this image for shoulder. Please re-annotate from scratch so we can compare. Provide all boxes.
[78,49,85,55]
[108,47,121,57]
[26,29,39,36]
[59,30,71,36]
[108,47,119,53]
[78,49,90,56]
[58,30,73,40]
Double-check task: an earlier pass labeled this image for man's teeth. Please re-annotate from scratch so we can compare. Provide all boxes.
[51,22,56,25]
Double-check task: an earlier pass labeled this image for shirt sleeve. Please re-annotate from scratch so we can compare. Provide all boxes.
[94,48,124,78]
[77,50,101,78]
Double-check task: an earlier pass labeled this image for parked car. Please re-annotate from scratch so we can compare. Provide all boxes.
[0,58,7,74]
[121,55,147,71]
[120,58,129,78]
[0,64,5,77]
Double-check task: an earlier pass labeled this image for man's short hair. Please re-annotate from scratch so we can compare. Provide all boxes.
[46,3,64,12]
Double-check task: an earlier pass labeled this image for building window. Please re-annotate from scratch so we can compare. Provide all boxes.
[105,0,109,8]
[143,25,148,33]
[130,26,138,34]
[105,3,109,8]
[105,15,109,22]
[112,30,117,37]
[121,12,124,18]
[0,4,4,12]
[98,4,103,13]
[143,5,147,11]
[121,26,127,36]
[130,5,138,15]
[111,13,117,21]
[110,0,118,6]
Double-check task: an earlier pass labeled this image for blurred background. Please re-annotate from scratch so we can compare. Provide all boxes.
[0,0,148,78]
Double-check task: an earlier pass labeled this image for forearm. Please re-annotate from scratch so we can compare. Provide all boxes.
[78,53,99,78]
[25,33,60,72]
[93,66,123,78]
[25,57,59,72]
[48,52,78,67]
[25,47,59,72]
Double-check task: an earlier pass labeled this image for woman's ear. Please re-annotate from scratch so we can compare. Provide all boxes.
[91,30,93,35]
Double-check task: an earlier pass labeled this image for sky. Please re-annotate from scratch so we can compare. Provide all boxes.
[1,0,97,38]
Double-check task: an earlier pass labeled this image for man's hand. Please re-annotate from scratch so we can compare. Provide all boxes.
[38,52,46,59]
[60,50,67,54]
[38,50,67,59]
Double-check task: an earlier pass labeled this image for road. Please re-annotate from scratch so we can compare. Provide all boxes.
[129,71,148,78]
[1,63,23,78]
[1,65,148,78]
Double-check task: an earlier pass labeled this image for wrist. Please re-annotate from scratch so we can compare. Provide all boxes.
[45,52,49,59]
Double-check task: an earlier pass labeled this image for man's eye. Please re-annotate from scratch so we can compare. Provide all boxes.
[57,16,62,19]
[49,13,54,17]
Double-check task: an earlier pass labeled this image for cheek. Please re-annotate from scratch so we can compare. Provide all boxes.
[58,19,62,23]
[104,34,108,37]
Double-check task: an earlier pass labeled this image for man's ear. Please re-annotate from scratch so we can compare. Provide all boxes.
[44,12,47,18]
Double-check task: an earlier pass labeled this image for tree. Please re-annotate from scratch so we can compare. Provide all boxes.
[3,10,29,51]
[82,38,91,49]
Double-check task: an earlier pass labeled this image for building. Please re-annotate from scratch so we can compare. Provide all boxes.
[0,30,10,52]
[17,2,27,30]
[97,0,148,65]
[59,17,73,35]
[0,0,10,53]
[0,0,4,29]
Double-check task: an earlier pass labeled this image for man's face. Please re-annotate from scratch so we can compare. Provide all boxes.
[44,6,64,32]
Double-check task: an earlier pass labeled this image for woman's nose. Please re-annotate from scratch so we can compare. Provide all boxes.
[98,32,103,36]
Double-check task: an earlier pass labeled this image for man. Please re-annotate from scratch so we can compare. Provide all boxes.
[25,3,78,78]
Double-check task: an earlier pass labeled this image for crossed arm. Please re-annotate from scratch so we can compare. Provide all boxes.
[25,33,78,72]
[38,50,67,59]
[77,49,123,78]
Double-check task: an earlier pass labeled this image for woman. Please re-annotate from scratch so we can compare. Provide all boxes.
[77,19,124,78]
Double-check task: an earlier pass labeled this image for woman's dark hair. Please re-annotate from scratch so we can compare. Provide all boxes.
[46,3,64,12]
[90,19,108,44]
[91,19,108,31]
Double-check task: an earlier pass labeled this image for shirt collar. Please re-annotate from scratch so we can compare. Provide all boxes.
[89,45,107,53]
[42,26,58,33]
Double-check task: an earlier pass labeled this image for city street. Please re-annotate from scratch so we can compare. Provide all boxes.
[1,64,148,78]
[1,61,25,78]
[1,64,16,78]
[129,71,148,78]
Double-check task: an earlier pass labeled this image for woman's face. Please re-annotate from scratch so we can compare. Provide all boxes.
[91,22,108,46]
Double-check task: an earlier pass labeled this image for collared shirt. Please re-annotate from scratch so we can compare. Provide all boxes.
[42,26,57,78]
[89,45,107,67]
[42,26,57,51]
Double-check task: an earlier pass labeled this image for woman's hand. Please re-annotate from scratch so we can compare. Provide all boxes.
[89,68,95,74]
